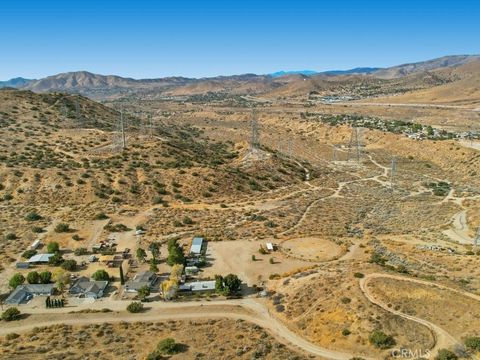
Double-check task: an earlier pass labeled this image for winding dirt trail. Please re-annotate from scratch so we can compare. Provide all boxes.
[360,273,480,357]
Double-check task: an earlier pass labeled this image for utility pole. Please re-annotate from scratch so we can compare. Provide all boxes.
[390,157,397,189]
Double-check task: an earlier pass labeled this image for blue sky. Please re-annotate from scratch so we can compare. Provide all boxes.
[1,0,479,79]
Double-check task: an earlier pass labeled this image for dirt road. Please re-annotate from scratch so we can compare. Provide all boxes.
[1,298,374,360]
[359,273,480,357]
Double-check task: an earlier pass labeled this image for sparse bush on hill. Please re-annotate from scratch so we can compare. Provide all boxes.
[1,307,21,321]
[126,301,144,313]
[54,223,70,233]
[157,338,182,355]
[25,211,42,221]
[465,336,480,351]
[369,330,395,349]
[434,349,458,360]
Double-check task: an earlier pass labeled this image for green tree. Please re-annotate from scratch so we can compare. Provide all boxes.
[39,271,52,284]
[215,275,224,293]
[149,242,160,259]
[138,285,151,301]
[167,239,184,266]
[127,301,144,313]
[92,269,110,281]
[9,273,25,289]
[136,247,147,263]
[1,308,21,321]
[26,271,40,284]
[48,253,64,266]
[61,259,77,271]
[150,258,159,272]
[223,274,241,296]
[47,241,60,253]
[369,330,395,349]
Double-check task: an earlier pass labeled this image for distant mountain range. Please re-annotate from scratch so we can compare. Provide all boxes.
[1,55,479,100]
[269,67,380,77]
[0,77,34,88]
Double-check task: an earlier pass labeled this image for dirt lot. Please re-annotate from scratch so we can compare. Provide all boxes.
[201,239,313,286]
[281,237,344,261]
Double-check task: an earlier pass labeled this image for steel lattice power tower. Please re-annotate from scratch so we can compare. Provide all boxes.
[390,157,397,189]
[249,109,260,151]
[475,227,480,249]
[347,127,362,162]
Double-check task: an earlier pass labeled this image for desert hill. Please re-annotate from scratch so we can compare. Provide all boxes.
[363,59,480,107]
[372,54,480,79]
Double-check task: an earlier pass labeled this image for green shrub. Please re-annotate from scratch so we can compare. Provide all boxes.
[353,272,364,278]
[47,242,60,253]
[2,307,21,321]
[9,273,25,289]
[93,212,109,220]
[5,233,17,241]
[157,338,180,355]
[434,349,458,360]
[369,330,395,349]
[22,249,37,259]
[91,269,110,281]
[54,223,70,233]
[27,271,40,284]
[126,302,144,313]
[25,211,42,221]
[465,336,480,351]
[61,259,77,271]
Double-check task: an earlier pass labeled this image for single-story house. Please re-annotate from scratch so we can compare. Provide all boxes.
[190,237,204,256]
[5,284,55,305]
[179,280,215,293]
[28,253,54,264]
[266,243,274,251]
[124,271,157,293]
[69,276,108,299]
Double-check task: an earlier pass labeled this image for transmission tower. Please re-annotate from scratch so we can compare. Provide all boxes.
[75,100,83,128]
[475,227,480,249]
[112,105,127,151]
[332,145,338,162]
[120,107,126,149]
[347,127,363,162]
[249,110,260,151]
[390,157,397,189]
